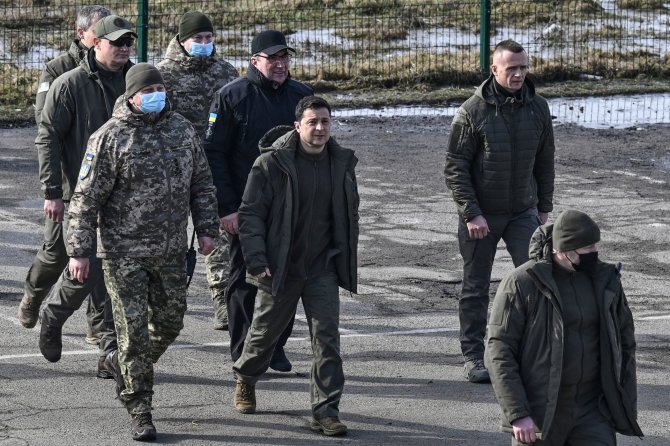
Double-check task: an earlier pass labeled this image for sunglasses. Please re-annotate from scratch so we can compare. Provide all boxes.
[106,37,135,48]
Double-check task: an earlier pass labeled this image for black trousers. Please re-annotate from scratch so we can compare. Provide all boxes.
[226,233,294,361]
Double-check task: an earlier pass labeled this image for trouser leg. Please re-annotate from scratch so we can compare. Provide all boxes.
[233,281,301,384]
[205,229,229,325]
[226,234,257,362]
[104,257,187,415]
[458,217,501,359]
[302,271,343,419]
[502,207,541,267]
[24,216,68,303]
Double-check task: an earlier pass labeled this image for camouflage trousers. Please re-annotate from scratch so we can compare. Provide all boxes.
[102,255,187,414]
[204,228,230,303]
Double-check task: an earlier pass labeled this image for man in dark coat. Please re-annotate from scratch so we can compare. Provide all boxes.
[232,96,359,437]
[204,30,313,371]
[486,209,643,445]
[445,39,555,383]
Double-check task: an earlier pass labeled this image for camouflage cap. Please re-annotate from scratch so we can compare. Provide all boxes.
[93,15,137,41]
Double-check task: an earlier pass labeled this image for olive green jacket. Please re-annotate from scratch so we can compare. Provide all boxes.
[35,39,87,124]
[36,48,133,201]
[238,128,359,296]
[485,224,642,439]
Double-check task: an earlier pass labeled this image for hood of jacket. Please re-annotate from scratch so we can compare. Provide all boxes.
[162,36,220,71]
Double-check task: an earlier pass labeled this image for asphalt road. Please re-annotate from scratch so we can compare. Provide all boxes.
[1,122,668,446]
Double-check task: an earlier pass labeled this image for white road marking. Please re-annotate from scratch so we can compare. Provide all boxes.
[0,326,458,361]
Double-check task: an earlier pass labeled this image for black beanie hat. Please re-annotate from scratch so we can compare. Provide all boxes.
[125,63,164,97]
[179,11,213,42]
[553,209,600,252]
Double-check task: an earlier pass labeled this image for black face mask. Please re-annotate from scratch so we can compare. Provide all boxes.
[570,251,599,274]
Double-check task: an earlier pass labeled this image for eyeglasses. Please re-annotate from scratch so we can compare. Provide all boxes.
[255,53,291,64]
[105,37,135,48]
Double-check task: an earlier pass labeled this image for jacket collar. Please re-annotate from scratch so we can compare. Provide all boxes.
[246,63,290,92]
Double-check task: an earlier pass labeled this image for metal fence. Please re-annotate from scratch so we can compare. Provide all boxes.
[1,0,669,110]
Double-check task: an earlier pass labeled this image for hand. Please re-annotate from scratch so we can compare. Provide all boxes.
[220,212,239,235]
[512,416,537,444]
[68,257,90,283]
[44,198,65,222]
[538,211,549,225]
[198,236,215,255]
[466,215,489,239]
[255,267,272,278]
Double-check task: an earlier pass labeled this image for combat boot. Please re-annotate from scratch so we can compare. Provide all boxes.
[463,357,490,383]
[310,416,348,436]
[234,381,256,414]
[38,322,62,362]
[269,346,292,372]
[17,292,41,328]
[131,412,156,441]
[109,350,126,398]
[96,350,116,380]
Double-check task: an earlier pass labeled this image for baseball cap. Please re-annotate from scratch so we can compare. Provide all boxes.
[93,15,137,41]
[251,30,295,55]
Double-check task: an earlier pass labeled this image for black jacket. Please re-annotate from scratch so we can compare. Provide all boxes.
[238,129,359,296]
[204,65,313,217]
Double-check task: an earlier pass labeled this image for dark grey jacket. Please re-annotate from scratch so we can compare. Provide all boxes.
[35,39,87,124]
[445,75,555,222]
[36,48,132,200]
[485,224,642,439]
[238,128,359,296]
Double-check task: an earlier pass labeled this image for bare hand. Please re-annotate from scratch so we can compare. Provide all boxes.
[68,257,90,283]
[198,236,215,255]
[44,198,65,222]
[255,267,272,278]
[221,212,239,235]
[539,212,549,225]
[466,215,489,239]
[512,416,537,444]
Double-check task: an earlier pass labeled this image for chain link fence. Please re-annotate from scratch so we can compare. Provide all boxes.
[1,0,669,112]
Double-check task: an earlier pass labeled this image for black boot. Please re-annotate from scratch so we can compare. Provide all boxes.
[131,412,156,441]
[39,322,62,362]
[269,346,292,372]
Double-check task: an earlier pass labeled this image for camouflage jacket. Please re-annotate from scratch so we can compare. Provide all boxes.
[35,39,87,124]
[156,37,239,137]
[66,98,219,259]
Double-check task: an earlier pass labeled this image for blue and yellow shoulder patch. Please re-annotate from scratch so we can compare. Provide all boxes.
[79,152,94,180]
[208,113,217,124]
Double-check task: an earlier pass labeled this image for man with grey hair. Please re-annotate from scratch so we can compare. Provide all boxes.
[23,4,111,355]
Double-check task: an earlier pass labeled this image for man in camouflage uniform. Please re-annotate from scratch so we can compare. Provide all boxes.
[156,11,239,330]
[25,14,136,379]
[23,4,111,350]
[66,63,219,442]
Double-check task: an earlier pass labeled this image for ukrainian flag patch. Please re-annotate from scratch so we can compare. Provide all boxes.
[208,113,217,123]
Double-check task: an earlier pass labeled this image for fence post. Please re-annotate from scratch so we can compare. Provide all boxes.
[136,0,149,62]
[479,0,491,79]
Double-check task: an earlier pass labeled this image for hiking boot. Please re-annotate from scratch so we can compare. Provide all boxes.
[85,331,102,346]
[212,297,228,331]
[96,351,116,380]
[234,381,256,414]
[269,346,292,372]
[463,358,490,383]
[310,416,348,436]
[17,293,41,328]
[39,322,62,362]
[131,412,157,442]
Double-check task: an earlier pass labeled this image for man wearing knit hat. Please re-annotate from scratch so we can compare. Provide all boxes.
[485,209,642,445]
[67,62,219,441]
[29,14,135,379]
[157,11,238,331]
[204,30,312,374]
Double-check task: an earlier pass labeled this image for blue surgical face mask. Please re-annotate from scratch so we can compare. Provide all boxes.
[139,91,166,114]
[188,41,214,57]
